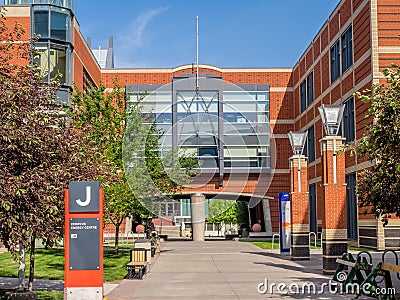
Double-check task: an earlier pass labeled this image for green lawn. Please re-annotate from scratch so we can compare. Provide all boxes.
[0,290,64,300]
[103,249,131,281]
[0,249,64,280]
[0,248,130,282]
[251,241,275,250]
[35,290,64,300]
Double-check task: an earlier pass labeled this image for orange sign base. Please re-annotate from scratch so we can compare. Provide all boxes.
[64,189,104,298]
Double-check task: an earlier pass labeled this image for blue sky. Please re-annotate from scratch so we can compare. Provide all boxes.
[76,1,340,69]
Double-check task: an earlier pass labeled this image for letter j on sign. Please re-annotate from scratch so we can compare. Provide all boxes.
[69,181,100,213]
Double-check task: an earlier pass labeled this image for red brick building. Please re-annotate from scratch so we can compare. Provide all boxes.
[2,0,400,249]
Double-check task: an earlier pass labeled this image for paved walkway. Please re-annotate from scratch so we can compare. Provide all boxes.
[2,241,399,299]
[105,240,354,299]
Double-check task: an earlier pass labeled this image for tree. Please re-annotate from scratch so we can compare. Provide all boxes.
[355,64,400,224]
[236,201,250,226]
[123,100,198,216]
[0,10,106,291]
[71,84,149,254]
[103,181,150,254]
[207,200,239,235]
[72,86,198,253]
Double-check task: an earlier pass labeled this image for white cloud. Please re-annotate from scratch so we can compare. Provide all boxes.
[115,7,168,67]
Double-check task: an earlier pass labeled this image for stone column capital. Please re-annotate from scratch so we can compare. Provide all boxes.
[289,155,308,168]
[319,136,346,151]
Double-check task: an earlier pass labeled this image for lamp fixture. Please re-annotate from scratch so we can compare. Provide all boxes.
[318,104,345,136]
[288,131,308,155]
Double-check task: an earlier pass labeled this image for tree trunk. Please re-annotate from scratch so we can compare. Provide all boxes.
[28,233,36,291]
[17,242,26,292]
[115,224,120,255]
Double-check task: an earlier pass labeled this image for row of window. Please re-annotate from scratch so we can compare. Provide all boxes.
[300,25,353,113]
[147,112,269,124]
[32,5,73,97]
[299,25,355,150]
[200,157,270,168]
[331,25,353,83]
[34,8,72,42]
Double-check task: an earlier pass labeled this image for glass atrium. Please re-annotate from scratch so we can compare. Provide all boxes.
[126,75,271,175]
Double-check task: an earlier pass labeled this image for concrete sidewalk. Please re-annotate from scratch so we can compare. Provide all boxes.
[2,241,399,299]
[105,240,352,300]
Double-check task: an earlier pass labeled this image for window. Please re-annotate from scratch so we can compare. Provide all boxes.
[300,80,306,113]
[330,40,340,83]
[346,172,358,240]
[342,25,353,73]
[33,44,49,81]
[300,72,313,113]
[309,183,317,234]
[34,11,49,38]
[49,46,67,83]
[32,7,72,88]
[33,9,71,42]
[330,25,353,82]
[343,96,355,143]
[33,43,70,85]
[222,90,270,169]
[50,11,69,41]
[307,72,314,105]
[307,125,315,162]
[182,199,191,216]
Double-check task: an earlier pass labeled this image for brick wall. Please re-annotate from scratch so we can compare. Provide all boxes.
[73,27,102,90]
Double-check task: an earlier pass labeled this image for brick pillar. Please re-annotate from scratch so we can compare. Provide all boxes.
[320,136,347,274]
[289,155,310,260]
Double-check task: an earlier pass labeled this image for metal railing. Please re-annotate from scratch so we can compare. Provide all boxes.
[309,232,322,249]
[271,233,280,250]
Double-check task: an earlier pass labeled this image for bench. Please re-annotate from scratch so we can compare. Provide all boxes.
[126,248,148,280]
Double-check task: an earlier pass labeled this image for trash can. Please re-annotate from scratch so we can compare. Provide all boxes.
[241,228,249,238]
[134,238,151,271]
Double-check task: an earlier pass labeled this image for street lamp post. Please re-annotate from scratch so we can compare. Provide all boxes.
[287,131,310,260]
[318,104,347,274]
